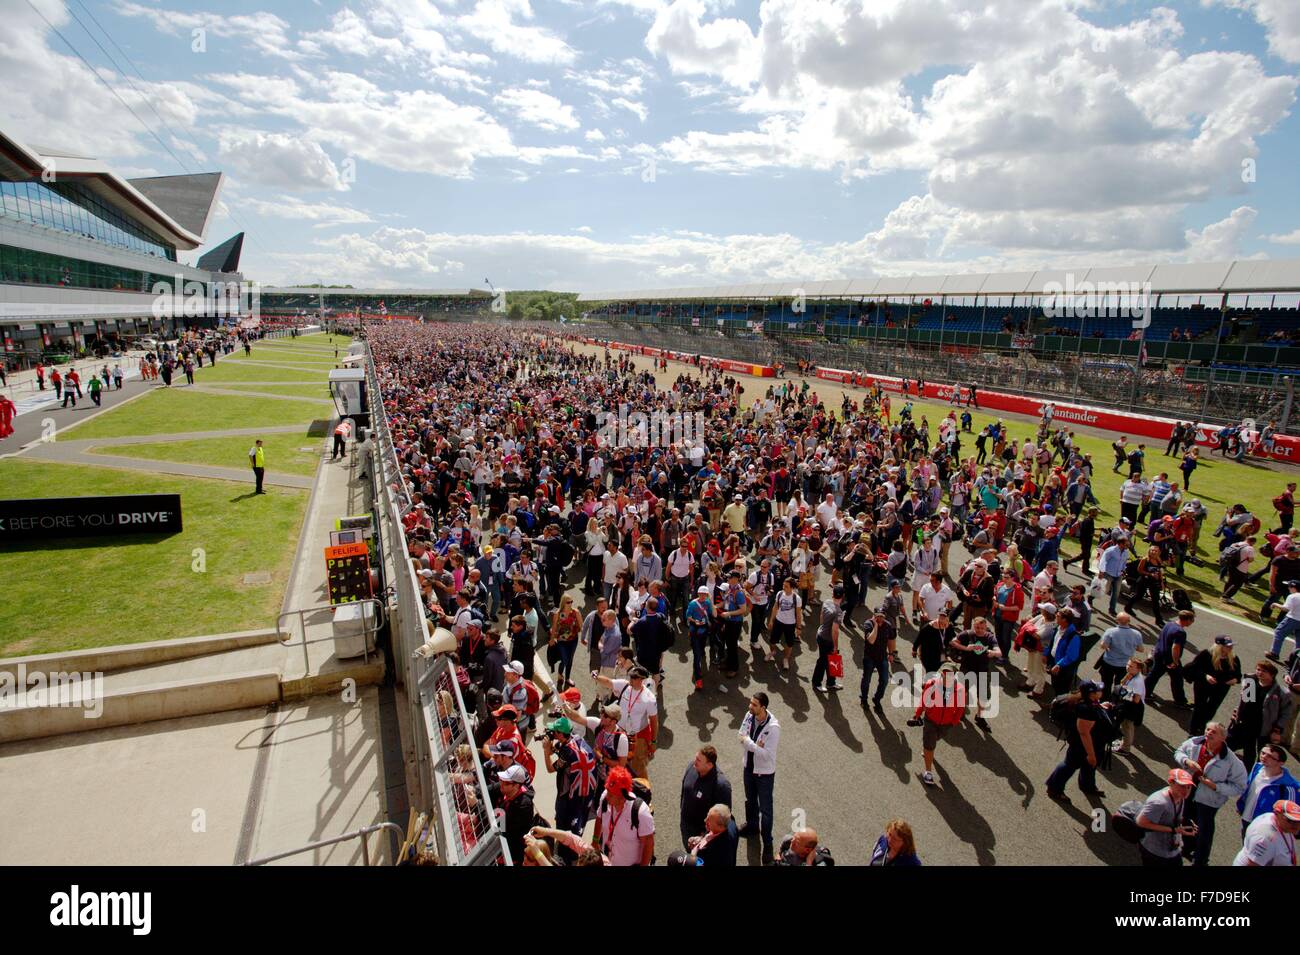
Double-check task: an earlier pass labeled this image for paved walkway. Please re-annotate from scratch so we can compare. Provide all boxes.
[560,340,1287,866]
[20,424,317,488]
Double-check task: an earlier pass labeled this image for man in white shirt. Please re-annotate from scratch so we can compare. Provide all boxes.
[594,666,658,777]
[1234,799,1300,866]
[815,493,838,529]
[665,542,695,613]
[603,547,629,601]
[593,767,655,866]
[917,572,956,626]
[1269,578,1300,660]
[737,691,780,855]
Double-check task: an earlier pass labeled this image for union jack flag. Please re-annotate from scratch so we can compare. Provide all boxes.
[565,738,599,799]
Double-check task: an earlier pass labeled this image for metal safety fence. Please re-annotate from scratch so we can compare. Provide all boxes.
[363,340,510,866]
[570,320,1295,432]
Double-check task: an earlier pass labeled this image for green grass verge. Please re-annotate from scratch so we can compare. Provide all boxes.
[88,429,325,477]
[857,393,1288,616]
[193,359,333,383]
[0,459,307,656]
[213,383,332,399]
[61,388,327,439]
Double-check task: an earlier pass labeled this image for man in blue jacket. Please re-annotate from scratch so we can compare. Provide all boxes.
[1098,535,1130,616]
[1237,744,1300,836]
[1046,608,1082,696]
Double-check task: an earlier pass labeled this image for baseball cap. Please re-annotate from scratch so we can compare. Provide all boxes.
[1214,635,1234,648]
[546,716,573,735]
[1273,799,1300,821]
[1168,768,1195,786]
[1287,579,1300,589]
[492,704,519,719]
[1079,680,1103,694]
[507,660,525,675]
[488,740,518,757]
[939,662,960,673]
[498,764,529,785]
[697,585,709,594]
[1039,603,1057,616]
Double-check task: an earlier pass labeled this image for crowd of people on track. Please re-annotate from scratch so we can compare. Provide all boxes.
[369,322,1299,867]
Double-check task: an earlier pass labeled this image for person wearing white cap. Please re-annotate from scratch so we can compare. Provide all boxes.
[685,585,715,690]
[1234,798,1300,866]
[501,660,534,741]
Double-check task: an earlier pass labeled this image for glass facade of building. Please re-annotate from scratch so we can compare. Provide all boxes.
[0,244,195,294]
[0,179,177,261]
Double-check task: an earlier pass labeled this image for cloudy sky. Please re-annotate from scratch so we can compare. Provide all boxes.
[3,0,1299,291]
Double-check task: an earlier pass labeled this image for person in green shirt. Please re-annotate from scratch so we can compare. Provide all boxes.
[87,375,102,407]
[248,439,266,494]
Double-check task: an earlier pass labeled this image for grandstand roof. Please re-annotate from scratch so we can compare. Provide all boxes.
[0,127,220,251]
[261,287,493,297]
[576,257,1300,302]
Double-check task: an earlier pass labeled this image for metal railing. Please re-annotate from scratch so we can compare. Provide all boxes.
[573,319,1296,432]
[364,347,413,513]
[276,597,384,673]
[243,821,403,866]
[362,339,510,866]
[419,654,512,866]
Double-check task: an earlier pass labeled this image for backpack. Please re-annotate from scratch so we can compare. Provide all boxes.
[1111,800,1146,843]
[1171,588,1193,612]
[1218,541,1247,571]
[521,679,542,716]
[1049,692,1080,731]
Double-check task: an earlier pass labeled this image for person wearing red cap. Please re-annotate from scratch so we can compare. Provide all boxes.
[592,767,655,866]
[483,704,535,779]
[1234,798,1300,866]
[1135,768,1199,866]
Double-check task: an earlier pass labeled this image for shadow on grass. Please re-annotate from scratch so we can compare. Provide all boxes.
[0,532,179,554]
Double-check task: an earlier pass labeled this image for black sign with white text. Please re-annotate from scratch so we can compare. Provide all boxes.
[0,494,183,541]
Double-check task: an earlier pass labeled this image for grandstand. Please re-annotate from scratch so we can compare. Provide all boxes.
[578,257,1300,365]
[260,286,494,324]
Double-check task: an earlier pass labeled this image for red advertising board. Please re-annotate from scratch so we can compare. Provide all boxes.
[816,367,1300,463]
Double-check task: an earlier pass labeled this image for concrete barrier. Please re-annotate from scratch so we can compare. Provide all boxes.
[0,669,282,742]
[0,628,281,680]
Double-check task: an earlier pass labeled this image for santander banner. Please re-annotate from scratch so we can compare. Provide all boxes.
[815,366,1299,463]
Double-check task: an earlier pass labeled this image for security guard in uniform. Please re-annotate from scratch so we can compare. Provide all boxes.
[249,439,266,494]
